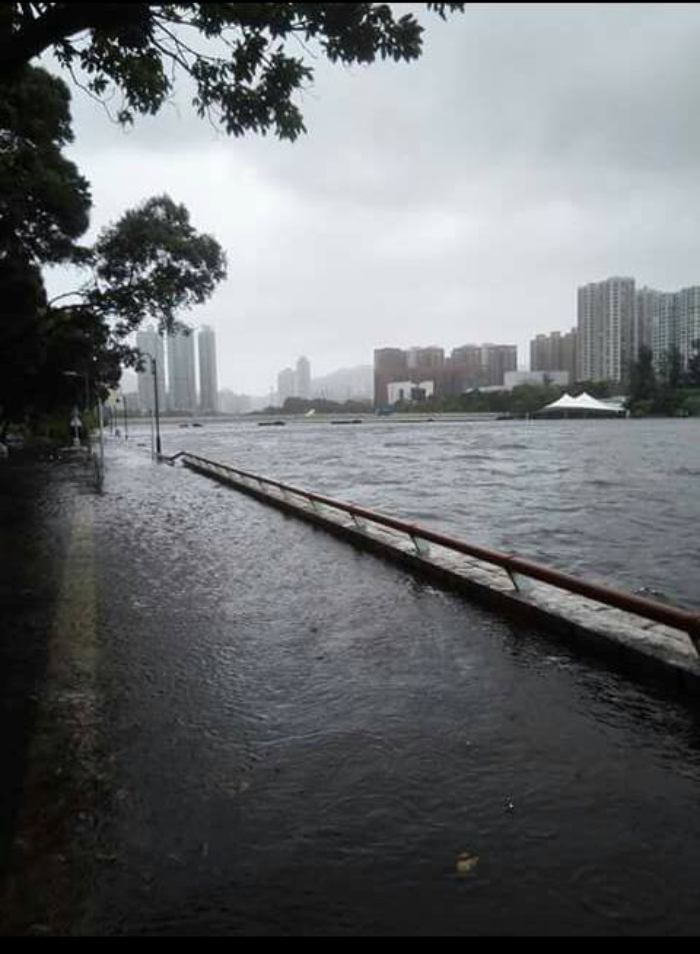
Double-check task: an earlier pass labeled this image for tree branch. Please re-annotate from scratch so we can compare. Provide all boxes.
[47,289,85,306]
[0,3,149,80]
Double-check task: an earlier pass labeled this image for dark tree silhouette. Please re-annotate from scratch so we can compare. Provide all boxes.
[687,339,700,387]
[0,66,91,266]
[629,346,657,402]
[85,194,227,336]
[0,4,464,138]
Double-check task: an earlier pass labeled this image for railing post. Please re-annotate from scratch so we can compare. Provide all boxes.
[507,569,532,594]
[688,620,700,657]
[410,534,430,557]
[171,449,700,653]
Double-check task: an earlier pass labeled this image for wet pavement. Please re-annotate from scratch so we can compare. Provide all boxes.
[3,440,700,935]
[0,455,54,886]
[0,450,98,934]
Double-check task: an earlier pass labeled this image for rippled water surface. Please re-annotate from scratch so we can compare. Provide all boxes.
[153,417,700,608]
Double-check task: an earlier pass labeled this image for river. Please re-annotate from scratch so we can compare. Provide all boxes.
[146,416,700,609]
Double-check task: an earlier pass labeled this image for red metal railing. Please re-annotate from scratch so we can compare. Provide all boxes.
[165,451,700,654]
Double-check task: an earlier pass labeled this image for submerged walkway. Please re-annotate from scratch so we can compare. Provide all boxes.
[3,441,700,935]
[173,451,700,686]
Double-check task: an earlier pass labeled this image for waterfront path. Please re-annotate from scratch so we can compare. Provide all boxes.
[3,441,700,936]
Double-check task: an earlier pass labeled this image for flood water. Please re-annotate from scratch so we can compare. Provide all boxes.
[82,424,700,935]
[154,417,700,609]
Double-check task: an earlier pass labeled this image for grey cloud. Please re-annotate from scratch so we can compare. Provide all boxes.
[42,4,700,393]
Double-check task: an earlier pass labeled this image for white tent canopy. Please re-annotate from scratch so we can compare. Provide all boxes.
[537,392,625,416]
[541,393,585,411]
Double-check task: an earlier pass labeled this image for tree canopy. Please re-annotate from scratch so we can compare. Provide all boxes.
[86,194,227,336]
[0,66,91,266]
[0,194,227,434]
[0,4,464,138]
[0,258,124,435]
[0,4,463,436]
[626,343,700,417]
[687,339,700,388]
[628,345,656,402]
[0,258,47,432]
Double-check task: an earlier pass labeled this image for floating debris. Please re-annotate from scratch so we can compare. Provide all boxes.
[456,852,479,875]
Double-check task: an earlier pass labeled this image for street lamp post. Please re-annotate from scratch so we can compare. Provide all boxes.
[96,398,105,483]
[122,393,129,440]
[150,356,162,458]
[63,369,104,481]
[63,370,88,443]
[114,393,129,439]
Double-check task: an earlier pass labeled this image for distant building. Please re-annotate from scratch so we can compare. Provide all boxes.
[198,326,219,414]
[444,344,516,392]
[277,367,296,406]
[530,329,577,382]
[296,356,311,399]
[635,287,661,359]
[450,344,483,383]
[407,346,445,372]
[577,277,636,383]
[374,348,408,407]
[387,380,434,404]
[218,390,251,414]
[574,277,700,382]
[647,284,700,375]
[167,328,197,413]
[677,286,700,372]
[649,290,679,372]
[135,326,166,413]
[373,342,517,407]
[480,344,517,387]
[274,356,315,404]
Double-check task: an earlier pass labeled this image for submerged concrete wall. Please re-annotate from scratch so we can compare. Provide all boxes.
[178,455,700,694]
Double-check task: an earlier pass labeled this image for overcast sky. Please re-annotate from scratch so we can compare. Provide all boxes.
[45,3,700,394]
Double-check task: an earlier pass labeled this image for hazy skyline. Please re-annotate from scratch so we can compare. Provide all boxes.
[45,3,700,393]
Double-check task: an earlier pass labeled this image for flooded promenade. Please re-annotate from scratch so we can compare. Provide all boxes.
[2,433,700,935]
